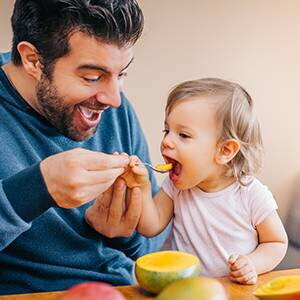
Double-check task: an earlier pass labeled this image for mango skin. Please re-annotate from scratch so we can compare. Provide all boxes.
[136,263,200,294]
[58,282,125,300]
[156,277,228,300]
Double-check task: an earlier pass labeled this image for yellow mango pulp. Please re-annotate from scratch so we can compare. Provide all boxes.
[135,251,200,294]
[137,250,198,272]
[253,276,300,299]
[154,163,173,171]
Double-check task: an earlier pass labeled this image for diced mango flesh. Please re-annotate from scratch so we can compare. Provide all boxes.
[154,163,173,171]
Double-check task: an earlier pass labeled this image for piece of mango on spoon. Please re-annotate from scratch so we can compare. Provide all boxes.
[154,163,173,172]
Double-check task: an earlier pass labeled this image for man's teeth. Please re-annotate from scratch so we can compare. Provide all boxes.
[79,105,99,118]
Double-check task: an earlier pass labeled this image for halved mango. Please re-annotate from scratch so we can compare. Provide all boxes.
[156,277,228,300]
[135,251,200,294]
[253,276,300,299]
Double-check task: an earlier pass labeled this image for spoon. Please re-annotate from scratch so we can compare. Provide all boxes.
[137,162,173,173]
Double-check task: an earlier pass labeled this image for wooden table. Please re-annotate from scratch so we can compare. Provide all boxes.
[0,269,299,300]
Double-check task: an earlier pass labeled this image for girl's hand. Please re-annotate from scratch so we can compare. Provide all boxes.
[121,155,150,188]
[228,254,257,285]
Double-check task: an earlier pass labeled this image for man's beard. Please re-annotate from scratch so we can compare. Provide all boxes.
[36,73,98,141]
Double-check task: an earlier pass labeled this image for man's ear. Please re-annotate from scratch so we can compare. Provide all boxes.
[215,139,240,165]
[17,41,42,80]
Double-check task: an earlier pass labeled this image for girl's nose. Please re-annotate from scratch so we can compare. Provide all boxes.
[161,135,175,150]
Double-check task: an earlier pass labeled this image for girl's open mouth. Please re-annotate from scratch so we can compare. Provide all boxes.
[163,156,182,182]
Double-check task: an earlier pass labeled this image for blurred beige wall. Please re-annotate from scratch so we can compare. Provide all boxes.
[0,1,13,51]
[1,1,300,219]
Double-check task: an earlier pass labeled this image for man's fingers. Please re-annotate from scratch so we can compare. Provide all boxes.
[107,178,126,225]
[82,168,126,185]
[125,188,132,211]
[85,186,113,227]
[79,150,129,170]
[123,187,142,234]
[98,185,114,221]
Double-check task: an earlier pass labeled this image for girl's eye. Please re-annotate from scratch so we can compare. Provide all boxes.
[162,129,169,136]
[179,133,191,139]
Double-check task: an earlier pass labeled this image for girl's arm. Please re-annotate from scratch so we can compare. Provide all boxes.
[137,185,174,237]
[248,210,288,273]
[228,210,288,284]
[121,155,174,237]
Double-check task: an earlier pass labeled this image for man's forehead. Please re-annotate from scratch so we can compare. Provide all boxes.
[66,32,134,71]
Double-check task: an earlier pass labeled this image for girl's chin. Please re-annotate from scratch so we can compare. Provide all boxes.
[173,182,190,190]
[170,177,190,190]
[172,176,199,191]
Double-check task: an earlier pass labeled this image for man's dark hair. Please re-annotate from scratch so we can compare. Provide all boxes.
[11,0,144,71]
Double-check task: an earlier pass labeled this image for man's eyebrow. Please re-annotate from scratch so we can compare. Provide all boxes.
[77,57,134,74]
[77,64,110,73]
[122,57,134,71]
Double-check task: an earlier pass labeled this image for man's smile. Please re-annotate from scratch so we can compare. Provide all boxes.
[74,103,108,131]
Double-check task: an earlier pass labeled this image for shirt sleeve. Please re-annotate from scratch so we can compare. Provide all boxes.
[247,178,278,227]
[0,52,11,65]
[0,163,55,250]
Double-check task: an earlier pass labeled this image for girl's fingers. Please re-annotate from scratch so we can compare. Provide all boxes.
[229,255,248,271]
[230,270,257,284]
[228,254,239,265]
[230,263,251,278]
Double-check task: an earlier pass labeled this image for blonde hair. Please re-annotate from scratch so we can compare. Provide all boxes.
[166,78,263,184]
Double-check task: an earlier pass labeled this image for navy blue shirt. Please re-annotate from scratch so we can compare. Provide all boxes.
[0,53,166,294]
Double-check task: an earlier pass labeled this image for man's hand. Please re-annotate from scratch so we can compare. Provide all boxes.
[228,254,258,285]
[85,178,142,238]
[40,148,129,208]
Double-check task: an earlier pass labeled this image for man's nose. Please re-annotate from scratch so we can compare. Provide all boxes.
[95,78,121,108]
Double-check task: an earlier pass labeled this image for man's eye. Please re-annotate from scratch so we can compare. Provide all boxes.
[83,76,101,83]
[118,72,128,80]
[179,133,191,139]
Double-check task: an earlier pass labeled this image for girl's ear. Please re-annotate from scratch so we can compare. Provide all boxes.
[17,41,42,80]
[215,139,240,165]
